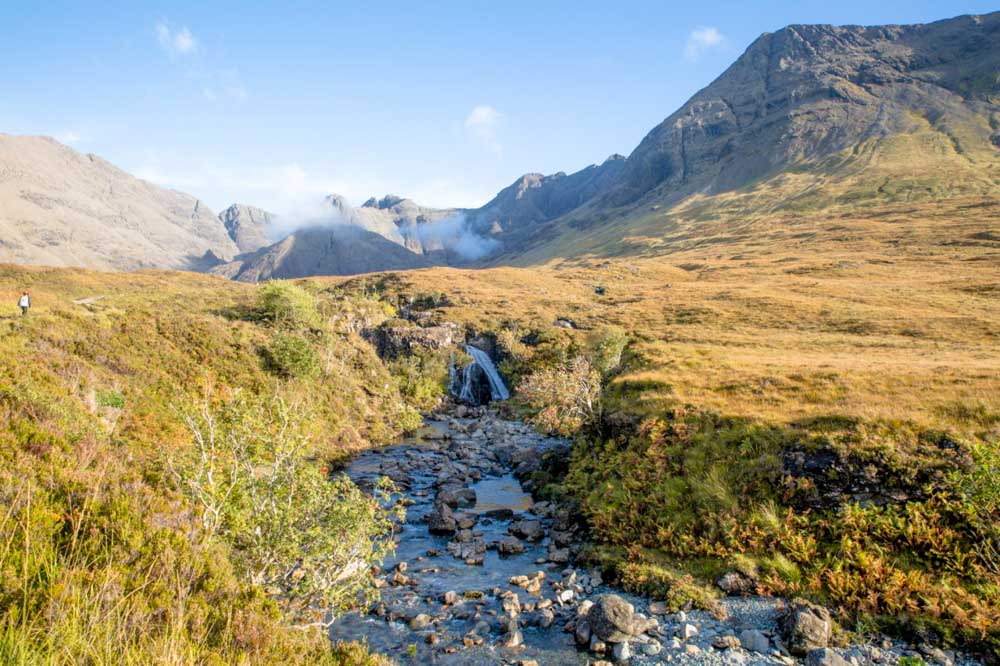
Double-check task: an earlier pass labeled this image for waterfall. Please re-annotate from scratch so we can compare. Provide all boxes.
[454,345,510,405]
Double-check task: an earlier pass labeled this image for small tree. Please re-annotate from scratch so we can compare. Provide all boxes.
[171,392,399,624]
[586,325,628,376]
[519,355,602,436]
[263,332,320,378]
[257,281,321,329]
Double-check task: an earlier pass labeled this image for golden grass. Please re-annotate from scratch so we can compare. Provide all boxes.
[347,193,999,439]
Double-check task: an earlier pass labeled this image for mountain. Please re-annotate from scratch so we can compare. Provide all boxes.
[227,11,999,278]
[217,204,275,254]
[0,134,239,271]
[212,194,459,281]
[511,11,1000,261]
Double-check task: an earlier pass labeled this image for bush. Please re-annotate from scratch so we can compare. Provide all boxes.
[519,356,601,436]
[258,281,322,329]
[172,392,400,624]
[263,332,320,378]
[391,349,449,412]
[586,325,628,376]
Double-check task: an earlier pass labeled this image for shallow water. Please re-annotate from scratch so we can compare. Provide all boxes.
[328,419,590,664]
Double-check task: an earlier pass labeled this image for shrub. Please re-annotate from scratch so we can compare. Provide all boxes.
[586,324,628,376]
[263,332,320,378]
[519,355,601,436]
[258,281,322,329]
[172,392,400,624]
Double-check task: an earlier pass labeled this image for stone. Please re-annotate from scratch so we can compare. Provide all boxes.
[739,629,770,654]
[679,623,698,640]
[644,640,663,656]
[509,519,544,541]
[780,598,832,655]
[588,594,639,643]
[805,648,852,666]
[442,590,459,605]
[575,619,592,646]
[717,570,755,596]
[612,641,632,662]
[714,635,741,650]
[496,536,525,556]
[590,634,607,654]
[648,601,669,615]
[502,594,521,618]
[578,599,594,618]
[438,487,477,508]
[407,613,431,630]
[427,502,457,535]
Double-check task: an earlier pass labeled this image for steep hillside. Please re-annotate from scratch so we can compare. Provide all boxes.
[513,11,1000,262]
[218,203,275,253]
[0,134,239,270]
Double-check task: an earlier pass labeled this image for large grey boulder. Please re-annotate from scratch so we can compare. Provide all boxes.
[780,598,833,655]
[588,594,639,643]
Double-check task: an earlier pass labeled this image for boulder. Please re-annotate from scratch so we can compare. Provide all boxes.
[739,628,770,654]
[427,502,457,535]
[805,648,852,666]
[496,536,525,556]
[781,598,833,655]
[509,519,544,541]
[588,594,639,643]
[717,570,756,596]
[438,487,477,508]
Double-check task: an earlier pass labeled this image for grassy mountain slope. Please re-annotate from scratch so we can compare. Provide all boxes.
[0,265,424,664]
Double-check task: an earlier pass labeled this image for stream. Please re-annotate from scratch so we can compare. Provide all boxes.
[328,406,978,666]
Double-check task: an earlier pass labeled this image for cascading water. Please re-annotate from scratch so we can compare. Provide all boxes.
[453,345,510,405]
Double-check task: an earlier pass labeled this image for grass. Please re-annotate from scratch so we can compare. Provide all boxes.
[327,151,1000,656]
[0,266,416,664]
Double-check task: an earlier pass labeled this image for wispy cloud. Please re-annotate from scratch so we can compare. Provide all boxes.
[464,105,503,155]
[683,26,725,62]
[54,131,82,145]
[155,20,197,56]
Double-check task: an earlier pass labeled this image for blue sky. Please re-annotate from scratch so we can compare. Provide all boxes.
[1,1,994,214]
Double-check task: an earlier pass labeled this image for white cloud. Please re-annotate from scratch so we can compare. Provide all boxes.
[464,104,503,154]
[54,131,82,145]
[155,20,197,56]
[684,26,725,62]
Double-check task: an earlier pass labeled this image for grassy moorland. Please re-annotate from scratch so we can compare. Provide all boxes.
[0,266,432,664]
[357,187,1000,655]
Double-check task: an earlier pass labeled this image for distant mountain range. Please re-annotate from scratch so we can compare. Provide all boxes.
[1,11,997,278]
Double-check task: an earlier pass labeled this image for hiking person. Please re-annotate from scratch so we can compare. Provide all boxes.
[18,291,30,316]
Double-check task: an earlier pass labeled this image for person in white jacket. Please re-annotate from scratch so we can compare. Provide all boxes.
[17,291,30,316]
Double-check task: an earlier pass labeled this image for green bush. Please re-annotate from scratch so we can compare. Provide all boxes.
[586,324,628,376]
[263,332,320,378]
[172,393,400,623]
[258,281,322,329]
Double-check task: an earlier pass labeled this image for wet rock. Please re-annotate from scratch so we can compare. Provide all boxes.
[484,508,515,520]
[717,570,756,596]
[781,598,833,655]
[509,519,544,541]
[547,546,570,564]
[389,571,410,586]
[805,648,852,666]
[679,623,698,640]
[442,590,459,605]
[425,632,439,645]
[501,593,521,618]
[427,502,457,535]
[438,487,477,508]
[408,613,431,630]
[589,594,639,643]
[539,608,555,628]
[496,536,525,556]
[590,634,608,654]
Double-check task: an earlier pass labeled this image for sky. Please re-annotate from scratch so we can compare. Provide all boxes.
[1,1,995,215]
